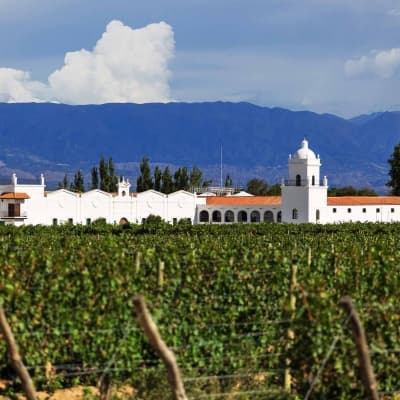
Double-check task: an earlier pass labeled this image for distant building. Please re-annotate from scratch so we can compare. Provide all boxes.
[1,139,400,226]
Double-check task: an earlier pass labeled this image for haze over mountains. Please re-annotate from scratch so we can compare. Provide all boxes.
[0,102,399,192]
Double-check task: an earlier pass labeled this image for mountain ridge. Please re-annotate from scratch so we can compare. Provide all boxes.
[0,102,399,192]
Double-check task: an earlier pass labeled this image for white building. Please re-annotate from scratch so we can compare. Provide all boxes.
[1,139,400,226]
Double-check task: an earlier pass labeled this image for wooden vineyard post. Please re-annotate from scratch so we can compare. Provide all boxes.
[135,251,142,273]
[158,260,165,287]
[0,306,37,400]
[133,294,188,400]
[284,261,297,392]
[339,296,379,400]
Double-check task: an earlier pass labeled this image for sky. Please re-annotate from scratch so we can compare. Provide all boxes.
[0,0,399,117]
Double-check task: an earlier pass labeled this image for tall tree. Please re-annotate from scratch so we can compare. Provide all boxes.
[161,166,173,194]
[108,157,118,192]
[137,157,153,192]
[70,170,84,192]
[99,156,109,192]
[225,174,233,187]
[174,167,189,191]
[189,166,203,189]
[57,174,69,189]
[153,166,162,191]
[91,166,99,190]
[388,143,400,195]
[246,178,269,195]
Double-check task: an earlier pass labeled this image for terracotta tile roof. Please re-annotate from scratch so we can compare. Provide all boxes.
[0,192,30,200]
[206,196,282,206]
[327,196,400,206]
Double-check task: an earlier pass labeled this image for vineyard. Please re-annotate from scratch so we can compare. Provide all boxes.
[1,222,400,399]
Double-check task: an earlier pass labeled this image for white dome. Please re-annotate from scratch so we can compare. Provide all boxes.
[292,139,317,160]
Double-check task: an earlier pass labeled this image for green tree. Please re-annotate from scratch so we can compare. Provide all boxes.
[90,167,99,190]
[225,174,233,187]
[267,183,281,195]
[99,156,109,192]
[108,157,118,192]
[246,178,269,195]
[388,143,400,195]
[153,166,162,191]
[137,157,153,192]
[189,166,203,189]
[174,167,189,191]
[57,174,69,189]
[328,186,377,196]
[161,166,173,194]
[70,170,85,192]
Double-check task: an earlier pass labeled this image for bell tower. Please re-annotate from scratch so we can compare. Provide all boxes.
[281,139,328,223]
[117,177,131,198]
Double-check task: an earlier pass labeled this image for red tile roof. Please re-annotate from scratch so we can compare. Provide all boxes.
[327,196,400,206]
[206,196,281,206]
[0,192,30,200]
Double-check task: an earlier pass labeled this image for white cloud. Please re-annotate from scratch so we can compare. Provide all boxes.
[388,8,400,17]
[0,68,47,102]
[345,48,400,79]
[0,20,175,104]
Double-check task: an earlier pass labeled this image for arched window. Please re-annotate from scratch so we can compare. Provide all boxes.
[238,210,247,223]
[316,209,320,221]
[277,211,282,223]
[292,208,298,220]
[250,210,260,223]
[225,210,234,223]
[212,210,222,223]
[264,210,274,223]
[199,210,209,223]
[312,176,315,186]
[296,174,301,186]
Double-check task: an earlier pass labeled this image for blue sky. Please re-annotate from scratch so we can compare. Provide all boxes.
[0,0,399,117]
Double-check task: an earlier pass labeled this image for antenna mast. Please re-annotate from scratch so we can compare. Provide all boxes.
[220,145,223,188]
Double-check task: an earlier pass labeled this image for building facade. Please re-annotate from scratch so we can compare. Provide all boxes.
[1,139,400,226]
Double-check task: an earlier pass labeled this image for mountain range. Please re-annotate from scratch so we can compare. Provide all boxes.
[0,102,399,192]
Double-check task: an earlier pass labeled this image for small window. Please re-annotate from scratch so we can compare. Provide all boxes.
[121,190,126,197]
[332,208,337,213]
[316,209,320,221]
[376,208,380,213]
[391,208,395,213]
[86,218,91,225]
[362,208,366,213]
[292,209,298,220]
[312,175,315,186]
[68,218,73,224]
[347,208,351,213]
[296,175,301,186]
[277,211,282,223]
[52,218,58,226]
[173,218,177,225]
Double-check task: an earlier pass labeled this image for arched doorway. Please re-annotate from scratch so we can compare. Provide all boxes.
[250,210,260,223]
[225,210,234,223]
[264,211,274,223]
[199,210,209,222]
[212,210,222,223]
[237,210,248,223]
